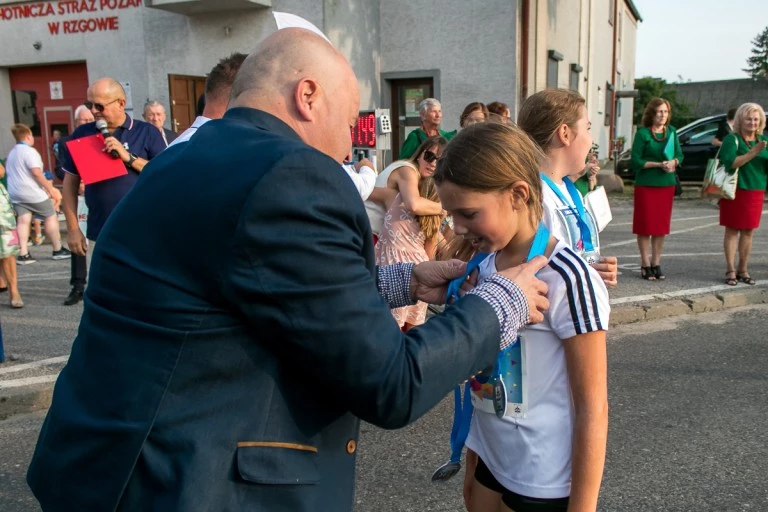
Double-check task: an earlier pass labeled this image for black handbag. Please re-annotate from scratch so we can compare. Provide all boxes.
[674,172,683,197]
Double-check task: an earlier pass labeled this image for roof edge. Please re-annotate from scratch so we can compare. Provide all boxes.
[624,0,642,22]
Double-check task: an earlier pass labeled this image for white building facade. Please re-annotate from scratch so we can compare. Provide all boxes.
[0,0,640,169]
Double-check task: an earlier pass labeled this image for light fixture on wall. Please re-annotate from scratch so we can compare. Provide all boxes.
[33,41,42,50]
[223,25,232,37]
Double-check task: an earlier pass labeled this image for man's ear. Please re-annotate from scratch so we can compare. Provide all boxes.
[295,77,321,122]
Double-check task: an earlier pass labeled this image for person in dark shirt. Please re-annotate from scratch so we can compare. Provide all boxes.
[713,107,737,147]
[58,105,95,306]
[57,77,166,271]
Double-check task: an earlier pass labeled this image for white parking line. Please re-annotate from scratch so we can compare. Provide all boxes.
[602,222,721,248]
[610,283,766,305]
[0,374,59,389]
[610,213,720,227]
[612,251,768,259]
[17,271,70,282]
[0,355,68,376]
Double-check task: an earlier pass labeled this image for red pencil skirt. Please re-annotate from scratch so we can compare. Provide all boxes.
[633,185,675,236]
[719,188,765,230]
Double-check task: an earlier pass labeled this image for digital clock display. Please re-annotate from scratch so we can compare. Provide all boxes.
[351,111,376,148]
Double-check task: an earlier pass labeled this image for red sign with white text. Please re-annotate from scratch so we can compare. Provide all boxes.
[0,0,142,35]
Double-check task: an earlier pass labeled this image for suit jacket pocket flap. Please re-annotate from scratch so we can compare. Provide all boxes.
[236,442,320,485]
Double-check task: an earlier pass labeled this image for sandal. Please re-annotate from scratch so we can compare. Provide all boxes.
[725,271,737,286]
[736,273,756,285]
[652,265,666,281]
[10,297,23,309]
[641,266,657,280]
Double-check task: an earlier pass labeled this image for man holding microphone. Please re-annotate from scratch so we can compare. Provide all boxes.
[58,77,165,270]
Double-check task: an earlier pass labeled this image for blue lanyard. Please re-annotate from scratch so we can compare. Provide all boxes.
[439,223,550,475]
[540,174,594,252]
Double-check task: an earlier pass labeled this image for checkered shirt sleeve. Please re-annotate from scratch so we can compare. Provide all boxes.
[377,263,416,309]
[467,274,529,350]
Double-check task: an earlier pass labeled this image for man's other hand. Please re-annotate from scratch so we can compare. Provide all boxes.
[67,229,88,256]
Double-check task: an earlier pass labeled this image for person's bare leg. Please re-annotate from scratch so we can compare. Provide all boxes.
[724,228,738,274]
[637,235,651,266]
[469,478,503,512]
[43,214,63,251]
[737,229,755,282]
[650,235,666,266]
[1,257,22,307]
[16,213,32,258]
[32,219,42,241]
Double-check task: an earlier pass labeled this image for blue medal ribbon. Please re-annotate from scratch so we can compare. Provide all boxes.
[540,173,595,253]
[433,224,550,482]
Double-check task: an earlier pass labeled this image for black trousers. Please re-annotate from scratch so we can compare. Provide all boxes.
[70,253,87,291]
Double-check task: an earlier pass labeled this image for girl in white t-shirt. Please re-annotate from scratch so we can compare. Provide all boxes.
[434,122,609,512]
[518,89,619,288]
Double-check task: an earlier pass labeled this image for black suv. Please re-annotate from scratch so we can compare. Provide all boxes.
[616,114,729,182]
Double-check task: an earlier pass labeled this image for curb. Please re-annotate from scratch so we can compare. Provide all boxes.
[609,287,768,327]
[0,381,55,421]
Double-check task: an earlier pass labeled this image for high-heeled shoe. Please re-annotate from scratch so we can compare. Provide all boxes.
[652,265,666,280]
[641,266,656,280]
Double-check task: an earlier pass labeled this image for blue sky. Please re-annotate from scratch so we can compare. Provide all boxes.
[634,0,768,82]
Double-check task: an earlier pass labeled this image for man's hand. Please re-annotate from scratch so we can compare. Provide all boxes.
[410,259,467,304]
[354,158,374,172]
[592,256,618,287]
[103,136,129,161]
[49,187,62,203]
[67,229,88,256]
[495,255,550,324]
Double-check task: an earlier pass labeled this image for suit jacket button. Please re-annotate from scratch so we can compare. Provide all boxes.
[346,439,357,454]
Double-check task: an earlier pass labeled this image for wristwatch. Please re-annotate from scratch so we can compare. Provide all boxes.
[126,153,138,168]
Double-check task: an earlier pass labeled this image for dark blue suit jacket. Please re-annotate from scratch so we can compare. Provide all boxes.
[27,108,502,511]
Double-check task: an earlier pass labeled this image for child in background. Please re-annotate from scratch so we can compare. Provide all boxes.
[434,122,610,512]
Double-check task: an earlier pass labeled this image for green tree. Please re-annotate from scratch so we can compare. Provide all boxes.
[743,26,768,79]
[633,76,693,128]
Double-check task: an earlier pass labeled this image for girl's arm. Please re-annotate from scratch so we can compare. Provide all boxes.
[391,167,444,216]
[367,186,399,211]
[564,330,608,512]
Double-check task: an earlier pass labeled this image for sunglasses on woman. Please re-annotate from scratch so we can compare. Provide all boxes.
[423,150,440,163]
[83,99,120,113]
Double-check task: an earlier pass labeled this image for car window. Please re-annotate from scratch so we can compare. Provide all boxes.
[681,121,720,145]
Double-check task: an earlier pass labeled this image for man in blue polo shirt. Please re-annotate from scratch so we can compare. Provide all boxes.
[59,77,166,270]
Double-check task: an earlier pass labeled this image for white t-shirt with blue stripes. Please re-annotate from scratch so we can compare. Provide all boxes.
[465,240,610,499]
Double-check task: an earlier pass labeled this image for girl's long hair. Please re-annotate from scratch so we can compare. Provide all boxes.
[434,122,545,261]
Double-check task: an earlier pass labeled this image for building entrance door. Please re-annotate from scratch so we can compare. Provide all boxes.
[168,75,206,134]
[9,62,88,172]
[389,78,433,159]
[43,107,74,179]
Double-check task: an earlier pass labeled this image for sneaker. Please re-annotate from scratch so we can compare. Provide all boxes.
[16,253,36,265]
[52,247,72,260]
[31,235,45,246]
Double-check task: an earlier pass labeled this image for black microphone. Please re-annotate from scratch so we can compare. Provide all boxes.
[95,120,119,158]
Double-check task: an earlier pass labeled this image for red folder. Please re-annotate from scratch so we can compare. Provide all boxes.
[65,134,128,185]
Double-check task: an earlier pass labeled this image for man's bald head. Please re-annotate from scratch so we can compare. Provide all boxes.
[89,78,126,101]
[86,77,127,130]
[230,28,360,163]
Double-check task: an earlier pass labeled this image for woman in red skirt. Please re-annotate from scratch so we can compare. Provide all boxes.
[718,103,768,286]
[629,98,684,280]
